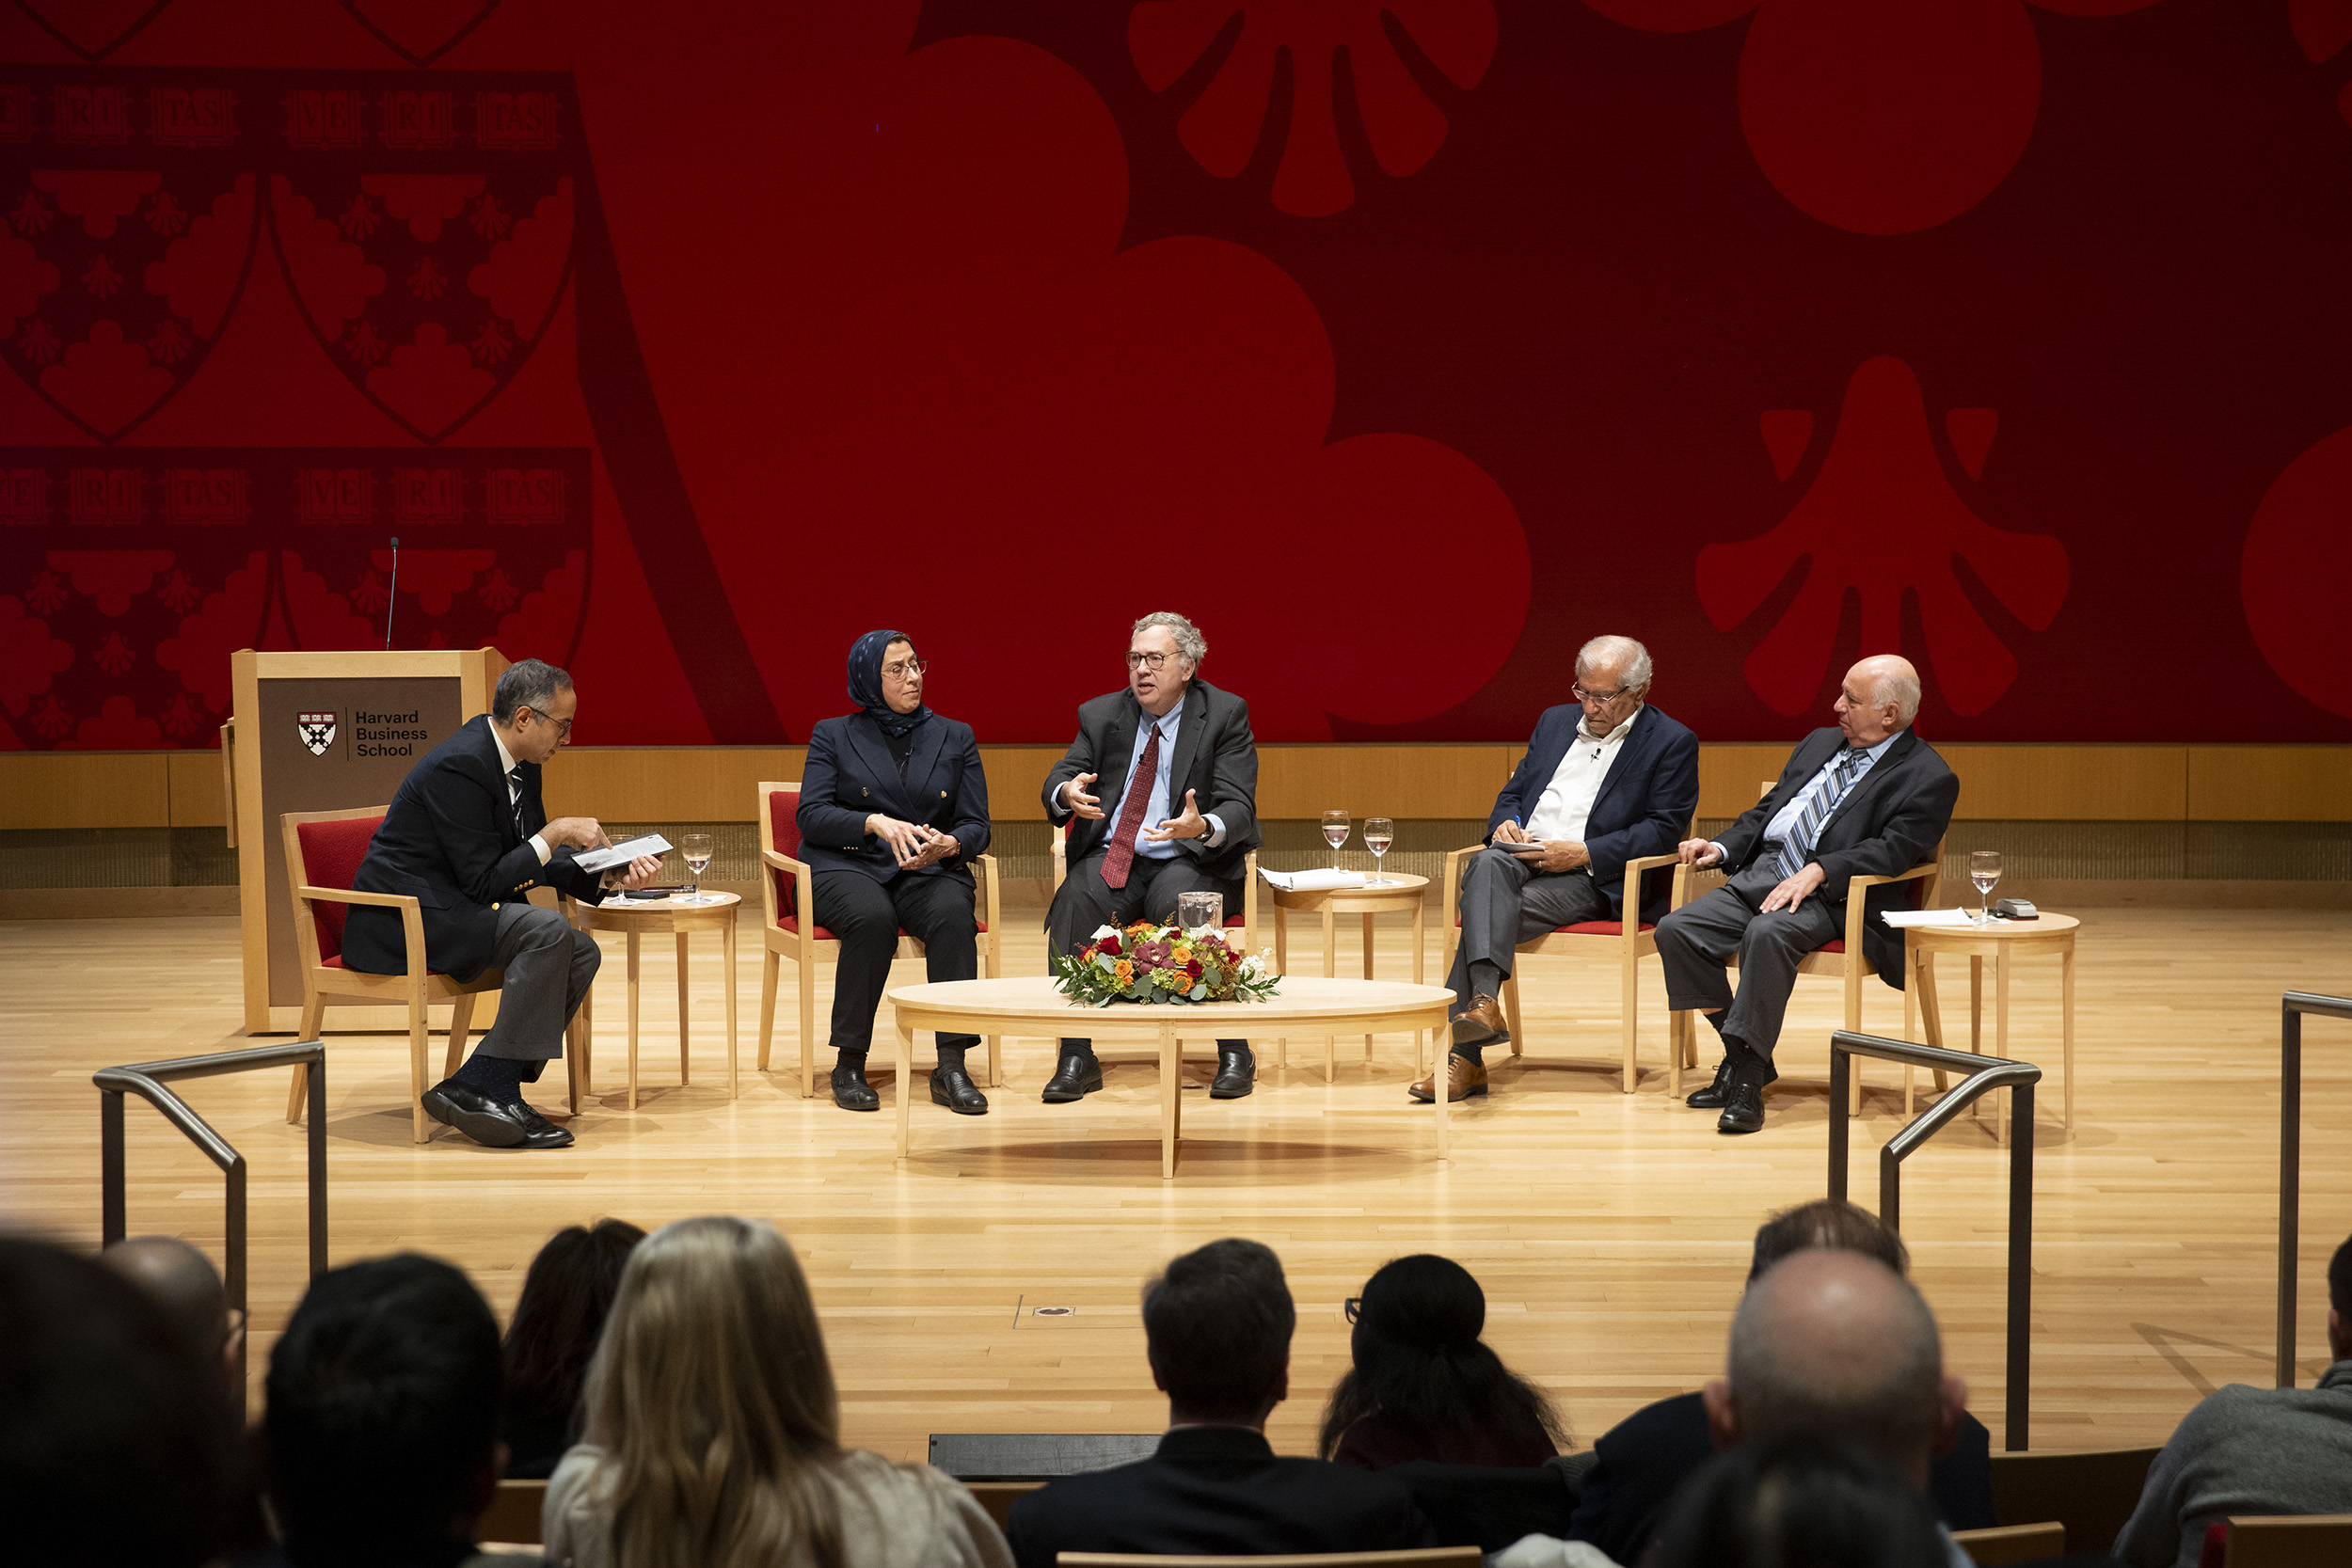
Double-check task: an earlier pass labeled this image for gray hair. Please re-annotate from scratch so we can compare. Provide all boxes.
[1132,611,1206,669]
[1728,1250,1944,1459]
[492,657,572,724]
[1576,635,1652,691]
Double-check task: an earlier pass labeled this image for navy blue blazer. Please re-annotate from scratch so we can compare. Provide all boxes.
[342,714,607,982]
[1486,704,1700,924]
[794,713,991,886]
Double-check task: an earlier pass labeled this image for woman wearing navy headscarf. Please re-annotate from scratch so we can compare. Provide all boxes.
[795,630,993,1113]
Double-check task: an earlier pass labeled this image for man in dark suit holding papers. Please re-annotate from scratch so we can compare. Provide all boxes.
[1655,654,1958,1134]
[1415,635,1700,1103]
[343,658,661,1149]
[1042,611,1263,1101]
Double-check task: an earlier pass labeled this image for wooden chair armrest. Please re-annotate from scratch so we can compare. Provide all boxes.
[1439,843,1486,931]
[1844,859,1939,892]
[973,852,1002,935]
[758,847,810,876]
[295,885,416,909]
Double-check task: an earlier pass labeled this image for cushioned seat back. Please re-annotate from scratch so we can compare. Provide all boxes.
[295,816,383,961]
[768,786,803,927]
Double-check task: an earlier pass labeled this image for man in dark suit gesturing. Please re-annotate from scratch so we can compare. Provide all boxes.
[1416,635,1700,1104]
[342,658,660,1149]
[1655,655,1958,1133]
[1004,1239,1435,1568]
[1041,611,1262,1101]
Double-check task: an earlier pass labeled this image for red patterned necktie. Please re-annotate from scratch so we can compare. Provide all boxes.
[1100,724,1162,891]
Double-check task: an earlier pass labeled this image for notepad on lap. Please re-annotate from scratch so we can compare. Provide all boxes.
[574,833,673,874]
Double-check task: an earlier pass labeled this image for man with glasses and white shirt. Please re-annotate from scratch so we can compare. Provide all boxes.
[1656,654,1958,1134]
[1413,635,1699,1104]
[342,657,662,1149]
[1041,612,1263,1102]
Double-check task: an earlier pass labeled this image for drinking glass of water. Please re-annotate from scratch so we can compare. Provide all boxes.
[1364,817,1394,884]
[1321,810,1351,873]
[679,832,714,904]
[1969,849,2002,925]
[1177,890,1223,934]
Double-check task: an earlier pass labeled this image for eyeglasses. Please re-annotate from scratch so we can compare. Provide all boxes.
[1126,651,1181,671]
[1343,1296,1363,1323]
[882,657,928,678]
[1572,683,1638,705]
[520,707,574,736]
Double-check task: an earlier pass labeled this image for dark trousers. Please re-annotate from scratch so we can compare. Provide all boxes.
[812,869,980,1057]
[1044,849,1248,1055]
[1445,847,1613,1003]
[474,903,600,1073]
[1652,861,1839,1062]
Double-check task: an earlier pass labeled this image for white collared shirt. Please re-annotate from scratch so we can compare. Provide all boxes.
[1519,708,1640,845]
[490,722,552,866]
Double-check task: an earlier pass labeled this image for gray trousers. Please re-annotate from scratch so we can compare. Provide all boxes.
[1446,847,1611,1003]
[473,902,601,1069]
[1045,849,1248,1053]
[1652,862,1838,1062]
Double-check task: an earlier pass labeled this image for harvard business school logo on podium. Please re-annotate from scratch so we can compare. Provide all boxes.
[296,712,338,756]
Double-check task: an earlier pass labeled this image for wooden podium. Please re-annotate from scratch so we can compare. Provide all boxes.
[227,648,507,1033]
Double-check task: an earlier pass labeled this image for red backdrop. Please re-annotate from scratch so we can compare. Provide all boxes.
[4,0,2350,748]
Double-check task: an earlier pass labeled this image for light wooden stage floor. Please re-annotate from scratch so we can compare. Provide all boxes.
[6,903,2352,1465]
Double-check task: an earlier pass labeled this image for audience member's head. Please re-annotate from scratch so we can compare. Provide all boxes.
[1749,1198,1910,1283]
[264,1253,505,1568]
[1143,1237,1295,1428]
[2330,1232,2352,1363]
[581,1216,845,1567]
[504,1218,644,1430]
[1703,1249,1965,1488]
[1650,1429,1954,1568]
[1316,1253,1564,1459]
[104,1233,239,1387]
[1,1236,230,1568]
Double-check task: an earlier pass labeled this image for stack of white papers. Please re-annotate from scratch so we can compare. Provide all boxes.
[1881,908,1977,927]
[1259,867,1367,892]
[574,832,673,874]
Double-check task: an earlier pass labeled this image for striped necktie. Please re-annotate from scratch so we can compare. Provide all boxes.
[1773,748,1867,880]
[508,768,527,841]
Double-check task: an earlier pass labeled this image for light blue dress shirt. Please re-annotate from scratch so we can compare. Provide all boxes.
[1104,703,1224,860]
[1714,729,1901,868]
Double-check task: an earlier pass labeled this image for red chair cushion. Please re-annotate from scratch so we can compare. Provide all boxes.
[768,787,803,861]
[1223,914,1245,928]
[1818,939,1846,953]
[1555,920,1656,935]
[294,816,383,962]
[776,914,839,940]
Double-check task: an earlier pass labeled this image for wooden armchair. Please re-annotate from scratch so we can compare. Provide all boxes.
[279,805,538,1144]
[755,780,1002,1099]
[1438,835,1693,1095]
[2215,1513,2352,1567]
[1670,784,1948,1111]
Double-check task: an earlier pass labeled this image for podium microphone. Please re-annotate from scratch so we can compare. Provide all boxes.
[384,536,399,651]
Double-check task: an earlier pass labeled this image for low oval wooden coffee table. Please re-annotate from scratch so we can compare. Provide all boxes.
[886,975,1454,1178]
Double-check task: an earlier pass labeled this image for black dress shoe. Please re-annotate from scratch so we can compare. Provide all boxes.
[1209,1047,1255,1099]
[1041,1055,1104,1102]
[831,1062,880,1112]
[1686,1054,1740,1108]
[930,1065,989,1115]
[1718,1080,1767,1134]
[512,1101,575,1148]
[421,1083,529,1148]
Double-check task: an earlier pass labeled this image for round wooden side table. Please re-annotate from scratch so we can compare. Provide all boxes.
[1266,872,1431,1081]
[575,891,740,1109]
[1901,911,2078,1143]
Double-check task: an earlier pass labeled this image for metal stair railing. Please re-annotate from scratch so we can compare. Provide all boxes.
[2278,991,2352,1387]
[96,1039,329,1401]
[1827,1030,2042,1451]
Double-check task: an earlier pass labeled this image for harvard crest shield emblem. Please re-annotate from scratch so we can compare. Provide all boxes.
[297,711,337,756]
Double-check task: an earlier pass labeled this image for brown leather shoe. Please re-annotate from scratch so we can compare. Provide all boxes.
[1449,993,1509,1048]
[1408,1053,1490,1102]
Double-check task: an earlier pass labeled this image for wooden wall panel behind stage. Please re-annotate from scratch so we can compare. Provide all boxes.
[11,745,2352,833]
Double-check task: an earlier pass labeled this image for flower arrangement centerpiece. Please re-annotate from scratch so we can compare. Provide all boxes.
[1051,920,1281,1007]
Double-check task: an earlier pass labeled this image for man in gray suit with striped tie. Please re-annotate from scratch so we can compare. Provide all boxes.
[1654,655,1958,1134]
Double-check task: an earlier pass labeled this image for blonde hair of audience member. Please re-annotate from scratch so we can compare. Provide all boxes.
[580,1216,847,1568]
